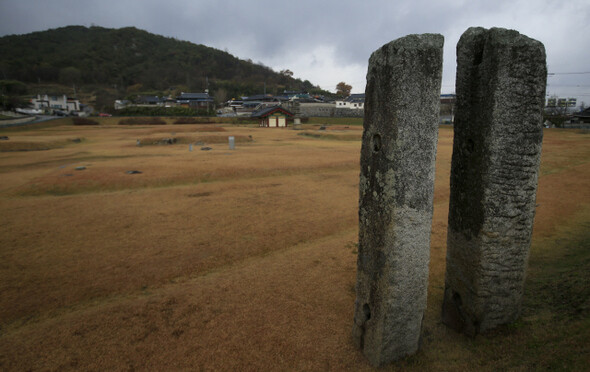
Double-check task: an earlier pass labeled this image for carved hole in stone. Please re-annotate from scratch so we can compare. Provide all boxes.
[466,138,474,154]
[473,320,480,333]
[473,49,483,65]
[363,303,371,321]
[372,134,382,153]
[452,291,462,307]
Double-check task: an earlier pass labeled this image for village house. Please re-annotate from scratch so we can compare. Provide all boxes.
[563,106,590,129]
[31,94,80,113]
[136,95,165,106]
[114,99,130,110]
[440,94,456,105]
[176,92,214,108]
[335,93,365,109]
[251,106,294,127]
[571,106,590,123]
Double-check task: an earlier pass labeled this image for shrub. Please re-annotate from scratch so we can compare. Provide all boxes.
[173,117,216,124]
[117,106,212,117]
[119,117,167,125]
[72,117,99,125]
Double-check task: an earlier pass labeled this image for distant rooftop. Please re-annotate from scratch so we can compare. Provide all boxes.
[177,92,212,100]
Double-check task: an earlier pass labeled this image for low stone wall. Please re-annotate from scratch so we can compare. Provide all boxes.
[297,103,364,118]
[334,107,364,117]
[563,123,590,129]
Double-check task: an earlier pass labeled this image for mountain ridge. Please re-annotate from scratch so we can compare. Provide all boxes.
[0,25,329,110]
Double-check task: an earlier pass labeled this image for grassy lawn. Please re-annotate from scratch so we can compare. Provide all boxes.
[306,116,364,126]
[0,121,588,370]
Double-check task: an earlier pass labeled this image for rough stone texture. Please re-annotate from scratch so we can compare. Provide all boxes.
[442,28,547,336]
[352,33,443,367]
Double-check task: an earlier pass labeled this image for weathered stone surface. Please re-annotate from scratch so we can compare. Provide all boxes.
[352,33,443,366]
[442,28,547,336]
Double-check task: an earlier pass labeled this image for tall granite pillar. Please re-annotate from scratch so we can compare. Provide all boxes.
[442,28,547,336]
[352,34,443,366]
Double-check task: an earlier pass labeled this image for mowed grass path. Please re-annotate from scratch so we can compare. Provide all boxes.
[0,121,589,370]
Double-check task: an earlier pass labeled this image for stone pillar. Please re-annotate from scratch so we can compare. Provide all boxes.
[442,28,547,336]
[352,34,443,366]
[292,100,302,130]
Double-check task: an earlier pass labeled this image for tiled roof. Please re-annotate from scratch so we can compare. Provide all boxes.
[251,106,294,118]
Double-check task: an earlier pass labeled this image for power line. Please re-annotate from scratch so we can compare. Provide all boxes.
[548,71,590,76]
[547,84,590,87]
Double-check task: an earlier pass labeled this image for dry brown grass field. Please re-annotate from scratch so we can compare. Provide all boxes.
[0,119,589,371]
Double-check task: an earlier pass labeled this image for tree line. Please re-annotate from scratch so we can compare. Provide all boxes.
[0,25,333,111]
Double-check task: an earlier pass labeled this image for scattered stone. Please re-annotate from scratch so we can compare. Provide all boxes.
[442,27,547,336]
[201,146,212,151]
[70,138,82,143]
[353,33,444,367]
[319,125,327,130]
[0,136,9,140]
[74,166,86,170]
[136,139,141,146]
[195,141,205,146]
[160,138,177,145]
[126,170,142,174]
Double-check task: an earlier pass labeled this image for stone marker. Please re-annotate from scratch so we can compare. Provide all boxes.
[228,136,235,150]
[442,28,547,336]
[352,33,443,366]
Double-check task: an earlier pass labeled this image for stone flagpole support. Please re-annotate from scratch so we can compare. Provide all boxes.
[442,28,547,336]
[352,34,443,366]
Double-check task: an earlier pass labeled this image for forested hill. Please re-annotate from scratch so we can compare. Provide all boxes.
[0,25,327,100]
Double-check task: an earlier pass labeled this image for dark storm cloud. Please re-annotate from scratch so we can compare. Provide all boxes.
[1,0,589,99]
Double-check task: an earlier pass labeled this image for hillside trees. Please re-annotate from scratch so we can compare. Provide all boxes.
[58,67,82,86]
[0,25,333,107]
[0,80,29,110]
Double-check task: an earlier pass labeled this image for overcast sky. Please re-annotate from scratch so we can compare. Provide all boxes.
[1,0,589,103]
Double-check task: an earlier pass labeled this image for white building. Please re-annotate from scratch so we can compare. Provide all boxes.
[31,94,80,113]
[335,93,365,109]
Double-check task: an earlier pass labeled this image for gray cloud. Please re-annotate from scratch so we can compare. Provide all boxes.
[1,0,589,100]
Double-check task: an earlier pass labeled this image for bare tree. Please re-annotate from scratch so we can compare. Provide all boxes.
[214,88,228,106]
[336,81,352,97]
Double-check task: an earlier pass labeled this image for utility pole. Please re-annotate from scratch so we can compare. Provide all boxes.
[205,76,210,114]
